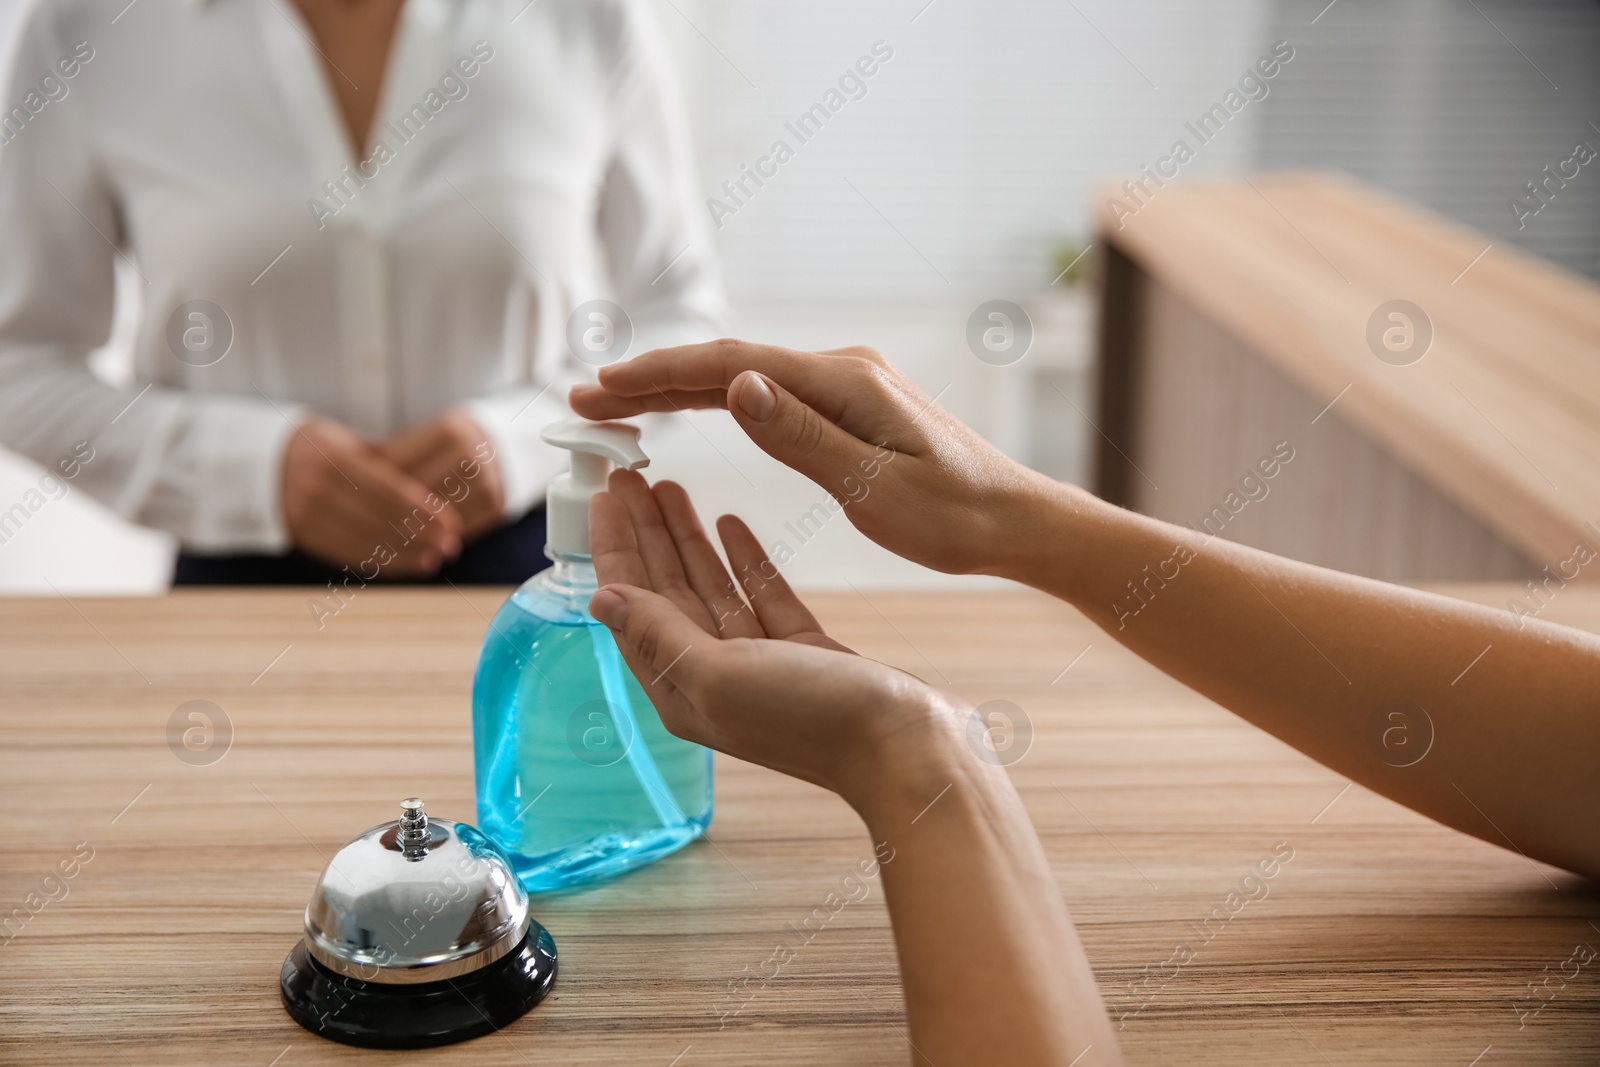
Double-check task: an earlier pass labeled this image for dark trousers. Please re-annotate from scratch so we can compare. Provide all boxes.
[172,506,550,586]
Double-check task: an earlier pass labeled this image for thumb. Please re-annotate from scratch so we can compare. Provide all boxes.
[729,371,873,496]
[590,584,711,700]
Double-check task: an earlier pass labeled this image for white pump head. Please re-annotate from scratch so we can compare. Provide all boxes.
[541,419,650,559]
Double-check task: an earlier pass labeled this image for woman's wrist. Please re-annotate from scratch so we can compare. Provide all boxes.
[978,471,1106,599]
[834,689,986,830]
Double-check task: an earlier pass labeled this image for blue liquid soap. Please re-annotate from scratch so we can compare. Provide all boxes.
[471,420,712,891]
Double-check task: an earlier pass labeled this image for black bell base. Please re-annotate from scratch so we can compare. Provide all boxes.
[279,922,557,1049]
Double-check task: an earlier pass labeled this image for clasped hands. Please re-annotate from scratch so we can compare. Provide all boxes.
[281,410,505,575]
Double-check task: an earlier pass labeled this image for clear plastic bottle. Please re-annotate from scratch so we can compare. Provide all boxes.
[471,421,712,891]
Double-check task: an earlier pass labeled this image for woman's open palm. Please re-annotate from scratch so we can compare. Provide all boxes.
[588,470,949,801]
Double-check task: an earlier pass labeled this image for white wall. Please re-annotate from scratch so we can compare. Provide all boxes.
[669,0,1271,301]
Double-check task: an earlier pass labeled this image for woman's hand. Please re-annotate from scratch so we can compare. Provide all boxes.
[570,340,1056,576]
[589,470,1125,1066]
[378,409,505,541]
[587,469,961,809]
[281,416,464,575]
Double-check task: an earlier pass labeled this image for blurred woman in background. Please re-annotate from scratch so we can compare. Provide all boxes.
[0,0,721,584]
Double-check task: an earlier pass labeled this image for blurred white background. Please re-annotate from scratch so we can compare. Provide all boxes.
[2,0,1595,592]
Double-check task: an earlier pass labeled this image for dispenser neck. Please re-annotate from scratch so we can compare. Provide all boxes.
[568,451,610,493]
[543,555,598,592]
[545,469,602,560]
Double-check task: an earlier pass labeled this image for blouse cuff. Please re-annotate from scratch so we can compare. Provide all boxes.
[465,390,568,521]
[181,397,305,554]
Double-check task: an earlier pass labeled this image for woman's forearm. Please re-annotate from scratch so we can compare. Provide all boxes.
[849,719,1121,1066]
[586,474,1124,1064]
[992,478,1600,879]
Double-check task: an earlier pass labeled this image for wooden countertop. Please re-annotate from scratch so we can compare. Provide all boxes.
[2,586,1597,1065]
[1098,174,1600,569]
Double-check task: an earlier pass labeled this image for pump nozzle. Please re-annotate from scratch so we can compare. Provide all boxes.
[541,419,650,559]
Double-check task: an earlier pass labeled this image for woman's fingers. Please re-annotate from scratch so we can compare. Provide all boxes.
[593,475,765,640]
[604,470,720,631]
[727,371,886,502]
[590,584,715,739]
[572,340,937,510]
[652,481,765,639]
[590,491,653,589]
[323,440,464,571]
[586,340,888,430]
[606,469,690,589]
[569,385,728,420]
[595,339,817,397]
[715,514,833,642]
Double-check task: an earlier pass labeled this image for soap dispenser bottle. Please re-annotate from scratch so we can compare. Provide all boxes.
[471,419,712,891]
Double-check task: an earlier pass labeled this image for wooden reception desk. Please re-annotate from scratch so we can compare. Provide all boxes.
[1095,174,1600,583]
[3,587,1597,1064]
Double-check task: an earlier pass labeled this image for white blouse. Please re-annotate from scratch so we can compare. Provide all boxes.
[0,0,723,551]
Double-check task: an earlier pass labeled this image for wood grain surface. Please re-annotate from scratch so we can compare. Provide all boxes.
[2,586,1597,1065]
[1097,174,1600,570]
[1126,279,1539,582]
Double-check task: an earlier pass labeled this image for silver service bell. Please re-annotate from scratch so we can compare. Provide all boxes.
[279,798,557,1048]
